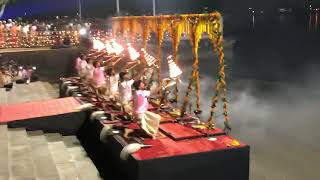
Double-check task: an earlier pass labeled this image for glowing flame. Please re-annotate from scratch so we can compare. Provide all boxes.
[79,28,87,35]
[127,43,140,61]
[141,48,157,67]
[168,55,182,78]
[111,40,124,55]
[93,39,105,51]
[105,41,115,54]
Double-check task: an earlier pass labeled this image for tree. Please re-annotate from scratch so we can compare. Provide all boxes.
[0,0,15,19]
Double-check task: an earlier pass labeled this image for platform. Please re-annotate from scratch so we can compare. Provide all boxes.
[0,47,80,79]
[0,47,53,53]
[58,77,251,180]
[77,118,249,180]
[0,97,87,135]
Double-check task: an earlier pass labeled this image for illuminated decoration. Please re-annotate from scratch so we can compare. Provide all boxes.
[105,41,115,54]
[111,40,124,55]
[0,30,80,48]
[93,39,105,51]
[141,48,157,67]
[167,55,182,79]
[112,13,230,131]
[127,43,140,61]
[79,28,87,35]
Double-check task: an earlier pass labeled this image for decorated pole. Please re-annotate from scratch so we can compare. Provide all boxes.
[78,0,82,22]
[116,0,120,15]
[153,0,156,16]
[156,18,164,87]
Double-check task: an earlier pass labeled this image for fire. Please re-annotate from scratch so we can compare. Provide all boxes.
[105,41,115,54]
[93,39,105,51]
[104,39,124,55]
[141,48,157,67]
[127,43,140,61]
[168,55,182,78]
[111,40,124,55]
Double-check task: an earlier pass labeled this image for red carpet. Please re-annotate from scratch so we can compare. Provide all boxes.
[133,135,246,160]
[0,97,81,123]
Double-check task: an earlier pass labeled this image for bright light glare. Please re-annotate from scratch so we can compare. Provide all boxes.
[111,40,124,55]
[168,56,182,78]
[93,39,105,51]
[141,48,157,67]
[127,43,140,61]
[79,28,87,35]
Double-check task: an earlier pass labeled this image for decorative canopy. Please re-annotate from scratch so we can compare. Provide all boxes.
[112,13,230,131]
[112,13,223,50]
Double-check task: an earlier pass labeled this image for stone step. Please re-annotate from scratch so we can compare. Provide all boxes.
[44,133,63,142]
[43,82,59,98]
[48,141,73,164]
[49,135,100,180]
[4,127,101,180]
[62,136,101,180]
[75,160,102,180]
[26,130,60,179]
[0,124,8,138]
[0,125,9,178]
[67,146,88,162]
[8,128,28,147]
[62,136,81,148]
[9,177,37,180]
[47,141,81,180]
[55,162,81,180]
[69,146,101,180]
[8,130,35,178]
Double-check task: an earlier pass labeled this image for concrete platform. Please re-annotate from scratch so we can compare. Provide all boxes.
[0,81,58,105]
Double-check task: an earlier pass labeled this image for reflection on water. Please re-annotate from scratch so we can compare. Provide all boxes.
[219,9,320,180]
[308,11,319,32]
[246,9,320,32]
[223,9,320,83]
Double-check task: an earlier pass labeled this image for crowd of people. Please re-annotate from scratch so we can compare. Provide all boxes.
[0,57,37,90]
[0,17,88,48]
[73,46,177,139]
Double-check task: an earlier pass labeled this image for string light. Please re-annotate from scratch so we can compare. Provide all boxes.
[0,29,80,48]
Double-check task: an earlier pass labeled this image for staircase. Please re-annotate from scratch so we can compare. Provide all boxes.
[0,125,102,180]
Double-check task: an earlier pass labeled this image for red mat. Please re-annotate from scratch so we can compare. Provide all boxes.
[159,123,203,140]
[133,135,246,161]
[0,97,81,123]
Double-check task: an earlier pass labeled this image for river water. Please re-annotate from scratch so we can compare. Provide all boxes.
[160,10,320,180]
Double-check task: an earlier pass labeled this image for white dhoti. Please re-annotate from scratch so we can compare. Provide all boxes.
[136,111,161,136]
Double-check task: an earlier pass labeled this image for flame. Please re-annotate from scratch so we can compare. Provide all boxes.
[127,43,140,61]
[168,55,182,78]
[93,39,105,51]
[105,41,115,54]
[141,48,157,67]
[104,39,124,55]
[111,40,124,55]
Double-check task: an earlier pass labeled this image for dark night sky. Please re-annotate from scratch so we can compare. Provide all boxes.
[2,0,320,19]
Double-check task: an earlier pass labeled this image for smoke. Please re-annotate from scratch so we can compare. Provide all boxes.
[180,60,319,179]
[159,36,320,179]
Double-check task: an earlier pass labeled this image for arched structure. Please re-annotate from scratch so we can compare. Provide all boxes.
[112,13,230,131]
